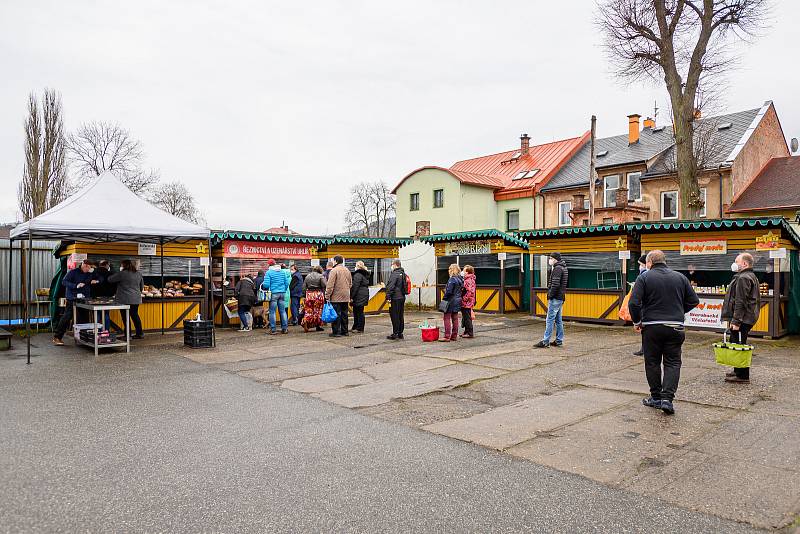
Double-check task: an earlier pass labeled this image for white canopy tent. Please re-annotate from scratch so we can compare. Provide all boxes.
[10,172,212,363]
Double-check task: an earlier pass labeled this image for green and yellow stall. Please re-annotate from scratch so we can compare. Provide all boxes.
[421,229,529,313]
[518,224,635,325]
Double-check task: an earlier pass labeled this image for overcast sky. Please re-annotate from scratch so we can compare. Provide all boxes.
[1,1,798,233]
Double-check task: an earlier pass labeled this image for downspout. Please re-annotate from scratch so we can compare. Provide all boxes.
[717,163,724,219]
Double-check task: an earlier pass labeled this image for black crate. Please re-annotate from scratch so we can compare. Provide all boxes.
[184,335,214,348]
[184,320,214,349]
[183,320,214,332]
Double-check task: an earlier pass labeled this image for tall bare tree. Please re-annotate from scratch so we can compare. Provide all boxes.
[344,180,396,237]
[150,180,203,224]
[67,121,160,194]
[17,89,70,221]
[598,0,769,218]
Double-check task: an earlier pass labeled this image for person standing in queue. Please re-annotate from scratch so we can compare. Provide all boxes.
[52,260,95,346]
[535,252,568,348]
[301,265,326,332]
[384,259,407,340]
[721,253,760,384]
[281,263,291,322]
[350,261,370,333]
[234,273,256,331]
[252,270,266,329]
[440,264,464,342]
[629,250,699,415]
[289,264,303,326]
[632,254,648,357]
[460,265,477,339]
[108,259,145,339]
[324,255,352,337]
[262,259,289,335]
[323,260,335,281]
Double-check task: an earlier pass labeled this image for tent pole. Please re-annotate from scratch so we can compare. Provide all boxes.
[7,238,12,326]
[208,237,215,347]
[160,237,165,336]
[26,232,32,364]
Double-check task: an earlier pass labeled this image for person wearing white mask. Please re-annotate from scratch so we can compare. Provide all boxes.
[721,253,760,384]
[535,252,568,348]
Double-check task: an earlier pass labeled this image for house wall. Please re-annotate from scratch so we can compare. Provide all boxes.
[730,104,789,201]
[461,186,498,232]
[395,169,463,237]
[496,198,534,231]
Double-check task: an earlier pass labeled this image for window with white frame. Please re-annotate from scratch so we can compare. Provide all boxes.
[699,187,707,217]
[558,201,572,226]
[661,191,678,219]
[604,175,620,207]
[627,172,642,201]
[506,210,520,231]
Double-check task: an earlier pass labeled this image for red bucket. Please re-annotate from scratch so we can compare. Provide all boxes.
[421,327,440,342]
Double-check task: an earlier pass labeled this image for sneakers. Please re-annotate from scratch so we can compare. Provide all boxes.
[633,350,644,356]
[268,330,278,335]
[552,340,563,347]
[725,376,750,384]
[280,329,288,334]
[52,337,64,346]
[642,397,662,409]
[386,335,397,340]
[661,400,675,415]
[534,340,549,348]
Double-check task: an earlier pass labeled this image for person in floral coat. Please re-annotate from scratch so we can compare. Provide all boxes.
[460,265,477,338]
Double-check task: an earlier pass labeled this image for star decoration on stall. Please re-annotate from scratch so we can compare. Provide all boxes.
[195,242,208,254]
[614,236,626,249]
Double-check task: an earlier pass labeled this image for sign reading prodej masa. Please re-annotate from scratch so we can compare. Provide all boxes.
[684,298,724,328]
[223,240,311,259]
[679,239,727,255]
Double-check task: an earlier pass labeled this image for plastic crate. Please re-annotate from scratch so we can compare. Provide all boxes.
[184,320,214,348]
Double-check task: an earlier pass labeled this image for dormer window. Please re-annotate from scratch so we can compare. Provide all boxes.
[596,150,608,157]
[717,122,732,130]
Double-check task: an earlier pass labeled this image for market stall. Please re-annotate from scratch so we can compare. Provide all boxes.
[209,232,331,327]
[630,218,800,338]
[11,172,210,362]
[315,236,414,314]
[518,224,635,324]
[420,229,528,313]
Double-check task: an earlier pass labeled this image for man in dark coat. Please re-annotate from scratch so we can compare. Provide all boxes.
[629,250,699,415]
[385,260,407,340]
[721,252,760,383]
[350,261,371,333]
[53,260,96,346]
[535,252,568,348]
[289,264,304,326]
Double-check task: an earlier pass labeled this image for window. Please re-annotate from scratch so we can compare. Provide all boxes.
[558,201,572,227]
[584,198,590,209]
[506,210,520,231]
[409,193,419,211]
[604,175,620,207]
[602,217,614,224]
[514,170,528,180]
[661,191,678,219]
[699,187,707,218]
[524,169,539,178]
[627,172,642,201]
[433,189,444,208]
[596,150,608,157]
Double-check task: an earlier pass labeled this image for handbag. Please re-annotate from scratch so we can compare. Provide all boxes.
[321,302,338,323]
[438,299,449,313]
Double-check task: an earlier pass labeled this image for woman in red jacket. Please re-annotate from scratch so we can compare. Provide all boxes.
[460,265,477,338]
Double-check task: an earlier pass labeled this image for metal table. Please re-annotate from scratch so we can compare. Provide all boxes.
[74,302,131,356]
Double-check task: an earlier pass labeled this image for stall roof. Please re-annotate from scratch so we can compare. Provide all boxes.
[420,229,529,249]
[329,235,413,246]
[210,231,331,246]
[627,217,800,245]
[11,172,209,243]
[516,223,623,239]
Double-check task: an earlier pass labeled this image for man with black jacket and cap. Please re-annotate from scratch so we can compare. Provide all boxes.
[535,252,568,348]
[629,250,699,415]
[385,259,408,340]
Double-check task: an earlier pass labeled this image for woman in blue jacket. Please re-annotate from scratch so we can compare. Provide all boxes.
[440,263,464,342]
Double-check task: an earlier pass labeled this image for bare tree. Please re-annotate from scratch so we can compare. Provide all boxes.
[67,121,160,195]
[18,89,70,221]
[344,180,396,237]
[149,180,203,224]
[598,0,769,218]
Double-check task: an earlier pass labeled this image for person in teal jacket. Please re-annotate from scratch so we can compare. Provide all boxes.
[261,260,289,334]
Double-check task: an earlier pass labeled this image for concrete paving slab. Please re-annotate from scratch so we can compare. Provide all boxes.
[360,357,454,380]
[357,392,493,428]
[315,364,506,408]
[507,400,735,486]
[281,369,373,394]
[470,351,564,371]
[579,365,709,397]
[182,348,265,364]
[678,366,800,411]
[281,352,403,376]
[424,340,540,362]
[386,337,498,357]
[237,367,303,384]
[424,388,635,450]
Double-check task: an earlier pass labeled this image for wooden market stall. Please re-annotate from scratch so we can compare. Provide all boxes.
[630,218,800,338]
[209,232,331,327]
[517,224,635,324]
[55,240,210,333]
[420,229,529,313]
[315,236,413,314]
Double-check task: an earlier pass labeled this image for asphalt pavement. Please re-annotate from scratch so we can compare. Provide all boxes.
[0,343,758,533]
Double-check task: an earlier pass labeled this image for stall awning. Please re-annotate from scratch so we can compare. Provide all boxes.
[210,231,332,246]
[420,229,529,250]
[11,172,209,243]
[516,223,623,239]
[628,218,800,249]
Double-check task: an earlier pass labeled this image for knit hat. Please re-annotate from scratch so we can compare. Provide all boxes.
[549,252,562,261]
[267,259,276,266]
[638,254,647,265]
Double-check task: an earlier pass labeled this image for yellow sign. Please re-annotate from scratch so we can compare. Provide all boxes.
[195,242,208,254]
[614,236,626,249]
[755,231,780,251]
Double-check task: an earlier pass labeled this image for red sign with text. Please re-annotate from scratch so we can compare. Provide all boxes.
[223,240,311,259]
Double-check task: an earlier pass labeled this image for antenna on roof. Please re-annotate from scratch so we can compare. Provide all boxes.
[791,138,798,154]
[653,100,659,123]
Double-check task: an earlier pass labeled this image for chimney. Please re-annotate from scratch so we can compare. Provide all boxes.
[693,108,702,120]
[628,114,641,144]
[520,133,530,155]
[643,117,655,129]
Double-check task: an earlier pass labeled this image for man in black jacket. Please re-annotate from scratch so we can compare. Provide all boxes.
[721,252,760,384]
[629,250,699,415]
[535,252,568,348]
[384,260,407,340]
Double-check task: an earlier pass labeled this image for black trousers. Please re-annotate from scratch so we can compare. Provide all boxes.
[642,324,686,401]
[332,302,349,335]
[352,305,365,331]
[461,307,474,336]
[54,301,85,340]
[127,304,143,337]
[730,324,752,379]
[389,298,405,336]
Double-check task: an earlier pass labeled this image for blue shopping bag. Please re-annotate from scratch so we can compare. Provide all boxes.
[321,302,338,323]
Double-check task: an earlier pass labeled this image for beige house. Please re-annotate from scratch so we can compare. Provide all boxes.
[539,101,789,228]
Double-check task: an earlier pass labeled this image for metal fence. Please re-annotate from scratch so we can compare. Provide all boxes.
[1,239,61,324]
